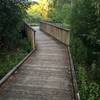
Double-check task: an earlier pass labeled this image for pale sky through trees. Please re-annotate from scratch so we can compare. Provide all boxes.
[32,0,39,2]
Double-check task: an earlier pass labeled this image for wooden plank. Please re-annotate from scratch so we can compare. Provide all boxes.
[0,27,74,100]
[0,49,36,87]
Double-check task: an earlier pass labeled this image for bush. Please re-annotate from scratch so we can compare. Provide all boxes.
[76,65,100,100]
[20,38,32,53]
[48,4,71,24]
[25,12,43,23]
[0,37,32,79]
[70,0,100,99]
[70,34,87,65]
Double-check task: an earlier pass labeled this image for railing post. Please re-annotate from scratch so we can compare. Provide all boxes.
[32,29,36,49]
[24,23,36,49]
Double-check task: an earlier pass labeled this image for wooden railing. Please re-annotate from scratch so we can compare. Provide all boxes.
[40,21,80,100]
[40,21,70,45]
[25,23,36,49]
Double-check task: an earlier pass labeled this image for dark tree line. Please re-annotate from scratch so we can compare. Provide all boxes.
[71,0,100,99]
[71,0,100,77]
[0,0,26,49]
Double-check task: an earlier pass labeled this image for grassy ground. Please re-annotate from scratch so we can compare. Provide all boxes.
[0,38,32,79]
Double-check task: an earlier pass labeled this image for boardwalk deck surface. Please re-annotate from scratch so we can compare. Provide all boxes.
[0,27,74,100]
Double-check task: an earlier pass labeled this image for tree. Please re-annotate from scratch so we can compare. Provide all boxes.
[71,0,100,81]
[0,0,25,49]
[48,0,71,24]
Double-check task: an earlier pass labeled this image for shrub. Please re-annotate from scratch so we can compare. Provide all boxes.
[25,12,43,23]
[20,38,32,53]
[48,4,71,24]
[0,37,32,79]
[70,0,100,99]
[76,65,100,100]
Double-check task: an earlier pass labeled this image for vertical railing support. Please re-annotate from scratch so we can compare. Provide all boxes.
[24,23,36,49]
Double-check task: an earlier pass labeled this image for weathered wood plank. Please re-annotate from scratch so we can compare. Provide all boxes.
[0,27,74,100]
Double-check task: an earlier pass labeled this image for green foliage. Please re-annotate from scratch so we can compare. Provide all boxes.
[71,33,100,100]
[0,0,25,49]
[20,38,32,53]
[48,4,71,24]
[25,12,43,23]
[0,0,33,79]
[0,38,32,79]
[70,0,100,99]
[71,0,100,62]
[52,0,71,7]
[48,0,71,26]
[76,65,100,100]
[71,0,100,81]
[70,34,87,65]
[26,0,52,22]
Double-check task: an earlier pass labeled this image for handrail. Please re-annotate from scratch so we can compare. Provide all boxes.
[40,21,80,100]
[40,21,70,46]
[0,23,36,87]
[24,23,36,49]
[68,47,80,100]
[40,21,70,32]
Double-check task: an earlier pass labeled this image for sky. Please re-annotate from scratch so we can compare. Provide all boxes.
[32,0,39,2]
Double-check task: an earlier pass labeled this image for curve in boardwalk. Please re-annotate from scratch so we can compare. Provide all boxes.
[0,27,74,100]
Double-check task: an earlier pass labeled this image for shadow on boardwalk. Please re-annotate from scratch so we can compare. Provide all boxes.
[0,27,74,100]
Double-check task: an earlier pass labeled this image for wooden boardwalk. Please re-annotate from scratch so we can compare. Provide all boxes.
[0,27,74,100]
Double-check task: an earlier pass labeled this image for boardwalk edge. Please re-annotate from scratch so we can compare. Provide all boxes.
[68,47,80,100]
[0,49,36,86]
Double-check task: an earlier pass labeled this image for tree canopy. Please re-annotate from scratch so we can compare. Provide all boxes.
[0,0,25,49]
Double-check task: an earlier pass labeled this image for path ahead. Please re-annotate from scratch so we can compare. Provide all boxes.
[0,27,74,100]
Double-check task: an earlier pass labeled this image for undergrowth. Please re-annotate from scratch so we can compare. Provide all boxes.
[0,38,32,79]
